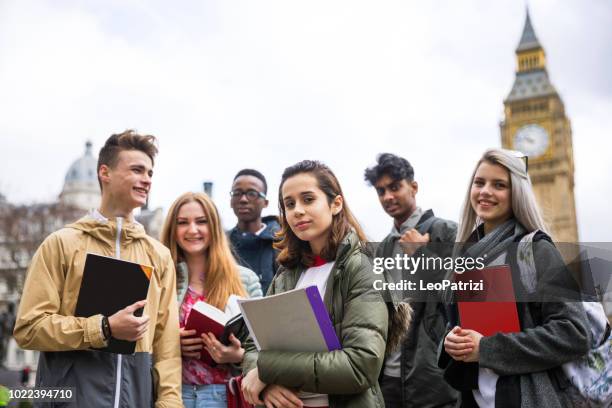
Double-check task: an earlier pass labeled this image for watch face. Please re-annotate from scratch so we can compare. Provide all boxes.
[514,124,550,158]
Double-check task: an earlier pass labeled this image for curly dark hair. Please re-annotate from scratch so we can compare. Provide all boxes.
[364,153,414,186]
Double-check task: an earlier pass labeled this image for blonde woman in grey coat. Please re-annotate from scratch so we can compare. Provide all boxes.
[440,149,590,408]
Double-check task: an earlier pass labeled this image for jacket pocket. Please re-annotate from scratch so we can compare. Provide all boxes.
[36,352,74,387]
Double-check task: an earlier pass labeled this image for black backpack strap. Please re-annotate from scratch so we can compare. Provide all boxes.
[415,209,437,235]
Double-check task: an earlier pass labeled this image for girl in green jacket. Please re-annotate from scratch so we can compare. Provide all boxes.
[242,160,390,408]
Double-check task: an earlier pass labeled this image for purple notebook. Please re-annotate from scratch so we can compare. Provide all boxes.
[238,285,342,352]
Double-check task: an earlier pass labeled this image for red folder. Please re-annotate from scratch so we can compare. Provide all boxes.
[455,265,520,336]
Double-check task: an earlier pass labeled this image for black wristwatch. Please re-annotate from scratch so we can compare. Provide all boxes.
[101,316,112,341]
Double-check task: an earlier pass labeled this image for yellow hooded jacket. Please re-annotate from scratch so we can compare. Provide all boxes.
[14,212,182,408]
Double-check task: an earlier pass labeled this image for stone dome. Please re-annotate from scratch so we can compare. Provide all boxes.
[59,141,100,210]
[64,141,97,184]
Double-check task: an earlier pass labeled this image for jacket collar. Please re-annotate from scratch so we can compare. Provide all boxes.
[332,229,361,271]
[66,211,148,247]
[231,216,280,241]
[282,229,362,286]
[390,207,423,237]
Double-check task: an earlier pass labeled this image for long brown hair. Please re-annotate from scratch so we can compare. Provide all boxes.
[160,192,246,309]
[275,160,367,269]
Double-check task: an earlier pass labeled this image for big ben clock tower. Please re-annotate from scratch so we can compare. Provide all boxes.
[500,9,578,242]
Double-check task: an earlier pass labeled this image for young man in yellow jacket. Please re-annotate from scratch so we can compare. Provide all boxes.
[14,130,182,408]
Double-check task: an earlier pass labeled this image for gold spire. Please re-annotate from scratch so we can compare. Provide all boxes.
[516,8,546,72]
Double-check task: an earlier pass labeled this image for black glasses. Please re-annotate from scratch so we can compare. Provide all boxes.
[230,189,266,201]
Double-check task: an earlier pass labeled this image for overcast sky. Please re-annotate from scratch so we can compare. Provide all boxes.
[1,0,610,241]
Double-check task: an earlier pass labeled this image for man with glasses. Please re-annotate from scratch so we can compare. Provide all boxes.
[228,169,279,294]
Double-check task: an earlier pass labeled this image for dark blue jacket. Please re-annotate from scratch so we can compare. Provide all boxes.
[228,215,279,295]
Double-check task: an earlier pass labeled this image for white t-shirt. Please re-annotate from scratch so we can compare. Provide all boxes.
[296,261,334,298]
[294,261,335,407]
[472,252,506,407]
[473,368,497,408]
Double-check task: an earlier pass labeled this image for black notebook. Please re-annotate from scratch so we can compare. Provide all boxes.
[74,253,153,354]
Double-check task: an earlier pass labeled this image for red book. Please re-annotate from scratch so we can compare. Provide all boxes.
[455,265,520,336]
[184,296,242,365]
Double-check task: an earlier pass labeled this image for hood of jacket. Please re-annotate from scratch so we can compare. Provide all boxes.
[66,211,149,251]
[260,215,280,240]
[230,215,280,242]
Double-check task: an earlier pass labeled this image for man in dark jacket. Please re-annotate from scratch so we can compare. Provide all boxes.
[228,169,279,294]
[365,153,459,408]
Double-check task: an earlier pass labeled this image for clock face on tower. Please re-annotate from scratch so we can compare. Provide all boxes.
[513,124,550,158]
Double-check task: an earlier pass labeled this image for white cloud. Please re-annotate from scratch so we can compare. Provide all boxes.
[0,0,610,241]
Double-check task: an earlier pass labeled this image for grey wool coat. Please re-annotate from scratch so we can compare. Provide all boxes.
[439,231,591,408]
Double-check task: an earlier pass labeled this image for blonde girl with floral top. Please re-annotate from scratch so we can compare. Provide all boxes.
[161,192,262,408]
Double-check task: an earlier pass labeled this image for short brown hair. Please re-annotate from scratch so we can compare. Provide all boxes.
[97,130,158,190]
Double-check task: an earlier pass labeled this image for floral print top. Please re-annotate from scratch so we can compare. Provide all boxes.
[179,286,229,385]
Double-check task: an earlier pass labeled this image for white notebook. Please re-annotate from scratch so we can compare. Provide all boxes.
[238,286,341,352]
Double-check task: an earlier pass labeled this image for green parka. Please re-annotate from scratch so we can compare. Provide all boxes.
[242,231,389,408]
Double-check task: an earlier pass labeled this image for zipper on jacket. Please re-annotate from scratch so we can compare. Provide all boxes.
[113,217,123,408]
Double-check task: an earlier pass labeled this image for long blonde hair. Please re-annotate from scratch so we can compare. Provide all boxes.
[160,192,246,309]
[456,149,549,242]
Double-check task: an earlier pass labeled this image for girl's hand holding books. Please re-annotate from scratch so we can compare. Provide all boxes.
[460,328,483,362]
[242,367,266,405]
[202,332,245,364]
[444,326,483,362]
[179,328,202,358]
[262,384,303,408]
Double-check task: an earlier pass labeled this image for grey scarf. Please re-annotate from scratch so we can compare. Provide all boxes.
[460,218,526,264]
[441,219,525,303]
